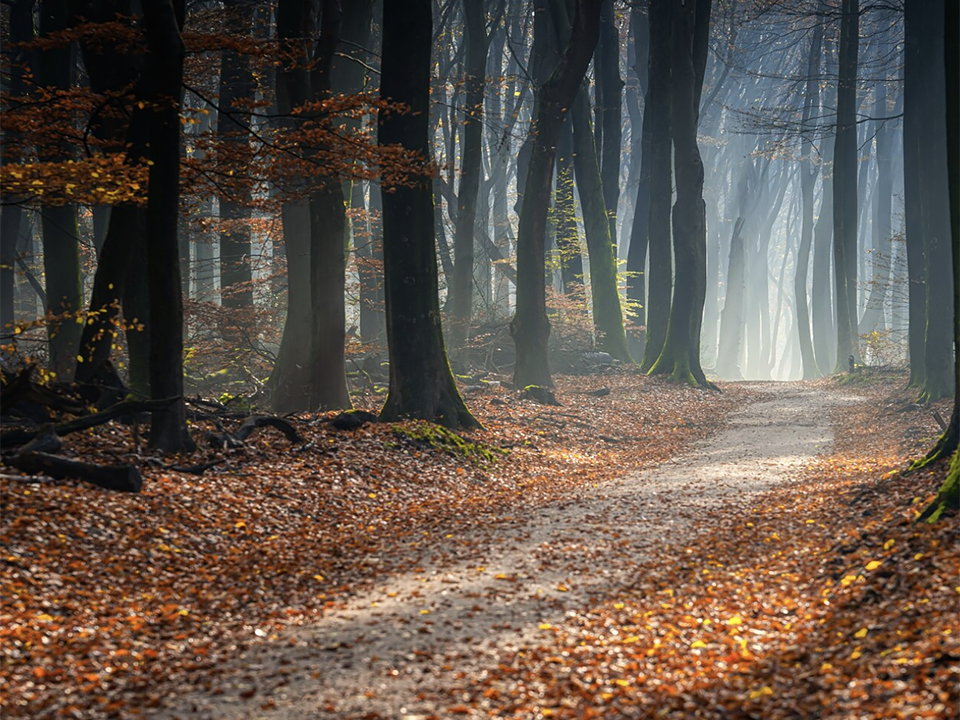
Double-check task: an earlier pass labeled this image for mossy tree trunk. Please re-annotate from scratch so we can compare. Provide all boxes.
[918,0,959,521]
[915,0,954,403]
[378,0,478,429]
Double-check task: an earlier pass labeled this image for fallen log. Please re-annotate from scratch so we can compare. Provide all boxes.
[2,452,142,492]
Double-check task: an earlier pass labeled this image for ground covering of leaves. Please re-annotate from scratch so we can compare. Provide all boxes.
[455,372,958,720]
[0,371,743,720]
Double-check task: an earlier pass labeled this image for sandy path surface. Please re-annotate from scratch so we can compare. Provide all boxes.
[158,382,852,720]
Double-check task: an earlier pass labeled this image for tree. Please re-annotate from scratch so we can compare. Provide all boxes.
[449,0,489,352]
[648,0,713,387]
[378,0,478,428]
[269,0,351,413]
[511,0,602,389]
[142,0,194,453]
[832,0,859,372]
[38,0,83,377]
[918,0,958,522]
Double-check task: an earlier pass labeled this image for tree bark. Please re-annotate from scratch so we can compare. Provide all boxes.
[38,0,83,378]
[638,0,672,372]
[648,0,712,387]
[450,0,488,351]
[378,0,478,428]
[832,0,859,371]
[142,0,194,452]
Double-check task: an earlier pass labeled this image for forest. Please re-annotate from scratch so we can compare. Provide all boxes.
[0,0,957,718]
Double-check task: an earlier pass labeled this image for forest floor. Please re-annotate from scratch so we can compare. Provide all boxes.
[2,370,957,720]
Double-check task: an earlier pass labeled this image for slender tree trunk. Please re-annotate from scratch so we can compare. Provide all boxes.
[832,0,859,370]
[555,120,584,293]
[902,25,926,387]
[38,0,82,377]
[796,6,824,379]
[624,2,649,359]
[596,0,623,246]
[378,0,477,428]
[450,0,488,350]
[639,0,672,371]
[217,0,255,311]
[0,0,33,341]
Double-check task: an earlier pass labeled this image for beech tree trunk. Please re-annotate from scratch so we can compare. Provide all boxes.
[648,0,712,387]
[217,0,255,312]
[639,0,672,372]
[832,0,859,370]
[38,0,82,377]
[795,5,824,380]
[511,0,602,390]
[918,0,959,521]
[142,0,194,453]
[450,0,488,351]
[378,0,478,428]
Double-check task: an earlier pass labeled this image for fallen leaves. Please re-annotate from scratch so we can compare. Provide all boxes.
[0,372,741,719]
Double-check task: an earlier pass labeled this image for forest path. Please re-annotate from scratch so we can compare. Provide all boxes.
[161,382,854,720]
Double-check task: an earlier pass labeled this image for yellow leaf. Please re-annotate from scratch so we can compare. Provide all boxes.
[419,609,430,615]
[494,573,508,580]
[539,623,552,630]
[556,584,569,592]
[748,686,773,700]
[883,539,895,550]
[368,492,376,499]
[850,649,862,660]
[727,615,743,626]
[854,627,868,639]
[613,679,631,687]
[820,662,833,672]
[613,602,625,610]
[840,575,858,586]
[36,613,55,622]
[865,560,882,571]
[313,574,324,582]
[690,640,707,649]
[234,520,246,529]
[622,635,640,644]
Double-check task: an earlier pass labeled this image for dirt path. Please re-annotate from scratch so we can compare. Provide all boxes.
[159,383,854,720]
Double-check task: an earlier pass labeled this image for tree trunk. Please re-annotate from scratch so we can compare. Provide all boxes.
[450,0,488,351]
[902,19,926,387]
[0,0,33,341]
[142,0,194,453]
[832,0,859,371]
[918,0,959,521]
[217,0,255,312]
[38,0,83,378]
[915,0,954,402]
[378,0,478,428]
[555,120,584,294]
[795,5,824,379]
[512,0,602,389]
[596,0,623,246]
[649,0,712,387]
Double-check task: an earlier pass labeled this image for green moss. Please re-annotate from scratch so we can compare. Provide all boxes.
[392,420,506,465]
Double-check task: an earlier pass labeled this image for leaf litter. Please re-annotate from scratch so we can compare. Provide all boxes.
[2,372,743,719]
